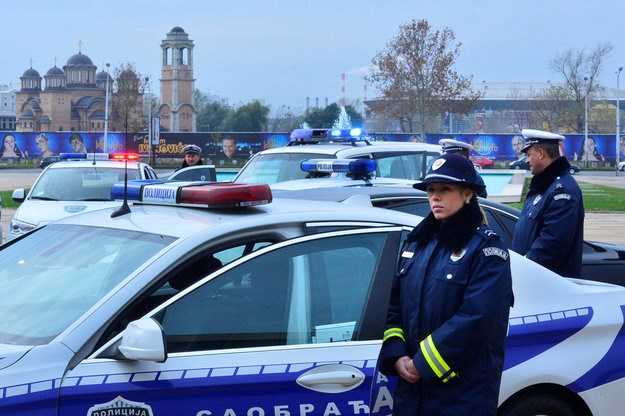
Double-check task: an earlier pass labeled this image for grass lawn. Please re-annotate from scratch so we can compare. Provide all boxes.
[509,179,625,211]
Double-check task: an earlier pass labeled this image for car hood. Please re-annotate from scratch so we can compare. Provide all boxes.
[0,345,31,370]
[15,200,122,226]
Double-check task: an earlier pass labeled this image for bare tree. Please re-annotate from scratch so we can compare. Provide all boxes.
[110,62,148,134]
[367,19,481,138]
[529,84,577,133]
[549,43,613,133]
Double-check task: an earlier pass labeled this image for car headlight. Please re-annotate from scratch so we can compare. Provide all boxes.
[8,218,36,237]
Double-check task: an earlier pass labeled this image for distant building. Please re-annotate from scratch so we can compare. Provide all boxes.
[0,83,17,131]
[14,48,143,133]
[159,26,196,132]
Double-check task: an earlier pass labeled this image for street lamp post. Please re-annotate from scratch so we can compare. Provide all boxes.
[104,63,110,153]
[617,67,623,176]
[145,77,152,165]
[584,77,589,168]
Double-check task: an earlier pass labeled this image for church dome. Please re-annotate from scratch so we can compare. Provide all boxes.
[170,26,185,33]
[22,67,41,77]
[66,52,94,66]
[46,66,64,76]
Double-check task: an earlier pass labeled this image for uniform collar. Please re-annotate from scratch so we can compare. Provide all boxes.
[407,201,483,251]
[529,156,571,194]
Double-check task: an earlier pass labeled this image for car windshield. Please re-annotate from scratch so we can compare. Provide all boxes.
[0,224,174,346]
[235,152,332,184]
[29,166,141,201]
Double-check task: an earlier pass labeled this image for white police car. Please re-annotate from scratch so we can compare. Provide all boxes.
[1,180,625,415]
[6,152,158,241]
[234,128,442,185]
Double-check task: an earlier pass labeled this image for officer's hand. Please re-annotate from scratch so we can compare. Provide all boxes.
[394,356,420,384]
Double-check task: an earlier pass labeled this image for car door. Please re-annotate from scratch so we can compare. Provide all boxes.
[57,227,402,415]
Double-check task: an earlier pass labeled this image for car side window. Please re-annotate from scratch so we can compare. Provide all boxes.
[157,232,388,353]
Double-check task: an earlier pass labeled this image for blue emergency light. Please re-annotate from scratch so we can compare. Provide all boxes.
[111,180,272,208]
[289,128,368,145]
[59,152,140,161]
[59,152,110,161]
[300,158,377,175]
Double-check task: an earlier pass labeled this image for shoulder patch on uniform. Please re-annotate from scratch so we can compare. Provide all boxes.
[554,193,571,201]
[482,247,509,260]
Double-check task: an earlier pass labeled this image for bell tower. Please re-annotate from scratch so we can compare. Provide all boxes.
[160,26,195,132]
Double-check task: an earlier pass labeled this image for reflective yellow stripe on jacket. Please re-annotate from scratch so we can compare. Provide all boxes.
[383,327,405,343]
[420,334,458,383]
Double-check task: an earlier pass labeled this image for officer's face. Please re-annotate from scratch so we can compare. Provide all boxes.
[185,152,200,166]
[426,183,473,221]
[525,146,545,175]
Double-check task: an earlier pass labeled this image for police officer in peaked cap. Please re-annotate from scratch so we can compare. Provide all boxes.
[511,129,584,277]
[177,144,204,171]
[439,138,488,198]
[379,152,513,415]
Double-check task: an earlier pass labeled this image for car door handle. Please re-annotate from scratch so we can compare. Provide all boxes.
[296,364,365,393]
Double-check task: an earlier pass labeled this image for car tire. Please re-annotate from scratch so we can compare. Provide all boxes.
[621,165,625,172]
[498,392,580,416]
[569,168,576,175]
[513,165,520,170]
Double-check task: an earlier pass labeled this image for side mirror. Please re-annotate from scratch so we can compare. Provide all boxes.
[12,188,25,203]
[118,318,167,362]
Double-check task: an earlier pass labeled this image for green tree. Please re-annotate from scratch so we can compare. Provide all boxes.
[367,19,481,138]
[343,104,363,128]
[304,103,341,128]
[194,90,231,131]
[224,100,270,131]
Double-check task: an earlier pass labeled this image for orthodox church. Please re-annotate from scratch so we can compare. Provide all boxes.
[14,26,196,134]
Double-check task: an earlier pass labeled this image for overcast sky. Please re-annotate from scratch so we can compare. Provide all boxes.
[2,0,623,113]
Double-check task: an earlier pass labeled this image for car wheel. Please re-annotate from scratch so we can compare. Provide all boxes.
[569,168,576,175]
[498,392,580,416]
[514,166,521,170]
[621,165,625,172]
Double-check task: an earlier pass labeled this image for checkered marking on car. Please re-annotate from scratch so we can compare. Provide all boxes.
[0,360,374,399]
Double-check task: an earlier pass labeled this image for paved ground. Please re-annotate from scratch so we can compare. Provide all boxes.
[2,170,625,244]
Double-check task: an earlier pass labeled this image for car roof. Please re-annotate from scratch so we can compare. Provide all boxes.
[45,160,148,169]
[50,195,420,240]
[256,141,441,157]
[272,185,521,215]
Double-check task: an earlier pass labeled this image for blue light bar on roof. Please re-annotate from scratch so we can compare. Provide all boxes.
[301,158,377,174]
[289,128,367,144]
[111,180,272,208]
[60,152,109,160]
[111,179,167,201]
[328,128,364,138]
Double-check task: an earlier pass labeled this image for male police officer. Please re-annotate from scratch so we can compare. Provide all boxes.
[511,129,584,277]
[177,144,204,171]
[439,138,488,198]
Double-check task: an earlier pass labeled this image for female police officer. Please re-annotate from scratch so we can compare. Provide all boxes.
[378,153,513,415]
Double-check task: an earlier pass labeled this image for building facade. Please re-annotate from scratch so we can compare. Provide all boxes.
[14,49,145,134]
[0,83,17,131]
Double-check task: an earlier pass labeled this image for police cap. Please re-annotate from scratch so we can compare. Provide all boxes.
[413,153,485,192]
[439,138,474,153]
[520,129,564,153]
[183,144,202,155]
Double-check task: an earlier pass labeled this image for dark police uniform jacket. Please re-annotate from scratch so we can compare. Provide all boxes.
[511,157,584,277]
[378,203,513,416]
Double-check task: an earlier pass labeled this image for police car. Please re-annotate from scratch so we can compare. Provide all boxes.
[6,152,158,241]
[1,180,625,416]
[233,128,442,185]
